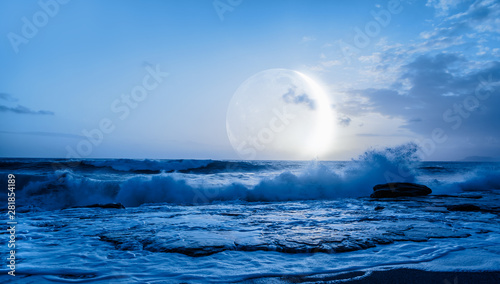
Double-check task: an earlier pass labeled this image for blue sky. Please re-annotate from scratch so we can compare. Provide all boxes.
[0,0,499,160]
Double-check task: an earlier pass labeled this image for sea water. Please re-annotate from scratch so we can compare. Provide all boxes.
[1,144,499,282]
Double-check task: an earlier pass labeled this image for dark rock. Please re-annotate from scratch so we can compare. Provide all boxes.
[71,203,125,209]
[371,183,432,198]
[446,204,480,212]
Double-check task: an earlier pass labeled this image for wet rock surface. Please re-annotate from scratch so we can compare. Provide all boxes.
[371,183,432,198]
[70,203,126,209]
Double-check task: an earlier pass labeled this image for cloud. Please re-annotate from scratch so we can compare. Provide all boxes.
[0,93,18,102]
[301,36,316,43]
[448,0,500,29]
[360,0,499,78]
[356,133,410,137]
[0,130,83,139]
[430,0,500,39]
[337,115,351,127]
[345,52,500,152]
[282,87,316,110]
[306,60,342,72]
[0,105,54,115]
[426,0,465,16]
[0,92,55,115]
[407,118,423,123]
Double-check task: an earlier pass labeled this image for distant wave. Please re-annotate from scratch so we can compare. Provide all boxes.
[0,159,273,175]
[81,159,212,173]
[419,166,447,171]
[0,160,64,171]
[177,160,272,174]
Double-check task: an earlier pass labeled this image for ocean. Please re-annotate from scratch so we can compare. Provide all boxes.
[1,145,500,283]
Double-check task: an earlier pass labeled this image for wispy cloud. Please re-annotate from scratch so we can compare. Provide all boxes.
[282,87,316,110]
[0,105,54,115]
[338,115,351,127]
[0,93,18,102]
[0,93,54,115]
[306,59,342,72]
[356,133,411,137]
[301,36,316,43]
[0,130,83,139]
[426,0,465,16]
[346,0,500,89]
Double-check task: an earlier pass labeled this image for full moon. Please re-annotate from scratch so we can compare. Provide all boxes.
[226,69,335,160]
